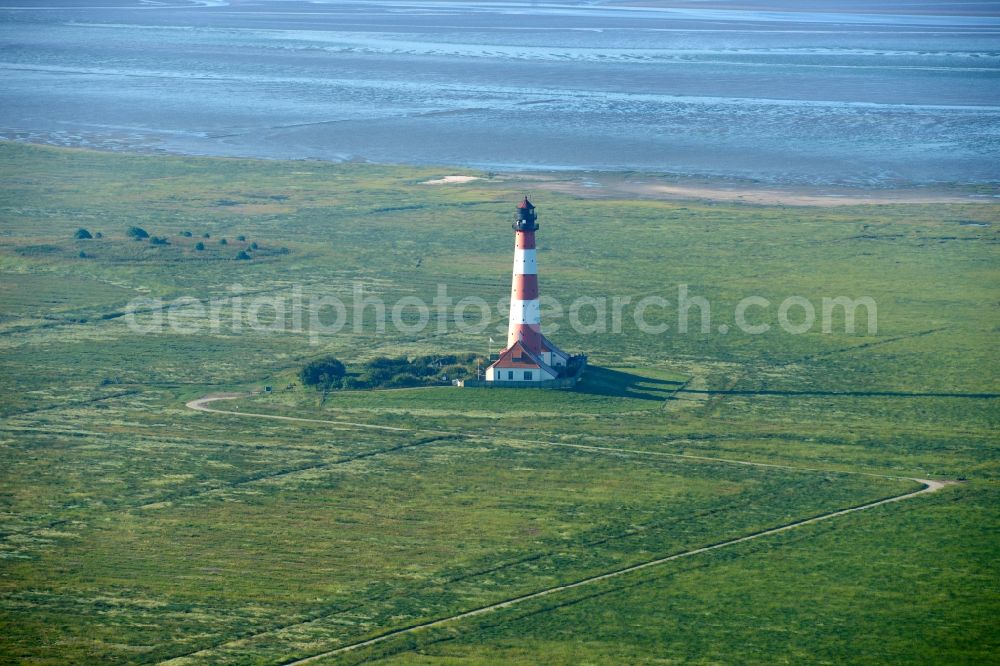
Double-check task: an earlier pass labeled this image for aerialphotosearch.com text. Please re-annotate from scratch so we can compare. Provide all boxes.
[124,283,877,344]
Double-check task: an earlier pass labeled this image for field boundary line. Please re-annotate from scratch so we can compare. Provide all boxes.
[171,393,956,665]
[187,394,454,436]
[677,388,999,399]
[2,389,140,418]
[135,435,452,510]
[277,478,949,665]
[546,441,909,481]
[187,394,924,482]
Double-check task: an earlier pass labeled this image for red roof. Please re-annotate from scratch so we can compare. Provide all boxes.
[489,340,557,377]
[517,196,535,210]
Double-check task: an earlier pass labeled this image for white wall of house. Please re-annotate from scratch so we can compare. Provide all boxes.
[541,344,569,368]
[541,350,569,368]
[485,366,555,382]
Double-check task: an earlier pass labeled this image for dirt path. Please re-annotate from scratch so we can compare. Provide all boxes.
[282,479,948,666]
[181,393,953,666]
[186,394,450,435]
[185,394,936,481]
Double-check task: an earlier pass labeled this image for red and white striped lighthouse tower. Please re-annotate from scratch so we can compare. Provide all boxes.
[508,196,542,354]
[486,196,570,384]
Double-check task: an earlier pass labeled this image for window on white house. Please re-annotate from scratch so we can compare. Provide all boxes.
[508,371,514,380]
[524,371,532,380]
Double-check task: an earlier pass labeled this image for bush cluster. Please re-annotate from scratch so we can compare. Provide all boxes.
[353,354,478,389]
[298,357,346,389]
[299,354,481,391]
[115,226,260,259]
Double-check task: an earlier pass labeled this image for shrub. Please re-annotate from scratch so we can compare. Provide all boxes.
[341,376,368,390]
[366,356,407,370]
[74,228,92,240]
[149,236,169,245]
[218,238,228,245]
[385,372,422,388]
[126,226,149,240]
[442,364,470,378]
[416,363,439,377]
[94,231,103,239]
[194,242,205,251]
[360,367,395,387]
[237,235,246,241]
[250,241,258,250]
[299,357,346,389]
[234,250,251,261]
[202,232,211,238]
[180,230,193,237]
[78,250,88,258]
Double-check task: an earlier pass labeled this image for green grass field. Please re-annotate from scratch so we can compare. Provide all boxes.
[0,142,997,664]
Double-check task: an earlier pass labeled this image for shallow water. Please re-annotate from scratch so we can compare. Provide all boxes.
[1,0,998,185]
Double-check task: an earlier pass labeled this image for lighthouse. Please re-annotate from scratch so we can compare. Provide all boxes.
[485,196,571,384]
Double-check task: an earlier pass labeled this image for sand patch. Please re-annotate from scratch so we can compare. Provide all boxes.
[529,175,995,207]
[421,175,482,185]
